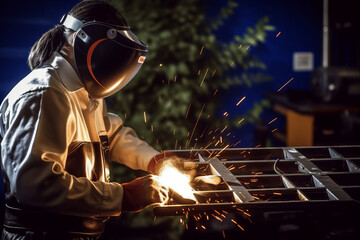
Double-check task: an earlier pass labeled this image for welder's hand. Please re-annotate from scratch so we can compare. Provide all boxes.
[121,175,168,212]
[148,152,197,180]
[191,175,222,190]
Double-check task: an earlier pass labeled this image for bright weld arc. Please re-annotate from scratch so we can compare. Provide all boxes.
[156,162,197,204]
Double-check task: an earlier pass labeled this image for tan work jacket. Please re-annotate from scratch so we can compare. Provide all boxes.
[0,52,159,217]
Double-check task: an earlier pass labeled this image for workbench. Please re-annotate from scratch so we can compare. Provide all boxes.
[266,91,360,146]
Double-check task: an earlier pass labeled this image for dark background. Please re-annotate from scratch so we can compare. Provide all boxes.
[0,0,359,238]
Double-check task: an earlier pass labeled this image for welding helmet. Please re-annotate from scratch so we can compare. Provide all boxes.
[61,14,148,99]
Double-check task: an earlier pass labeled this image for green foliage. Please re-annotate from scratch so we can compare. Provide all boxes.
[106,0,273,237]
[108,0,273,151]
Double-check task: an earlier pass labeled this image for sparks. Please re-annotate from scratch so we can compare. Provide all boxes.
[212,214,223,222]
[185,103,191,119]
[159,63,163,67]
[243,212,251,217]
[271,128,278,133]
[276,31,281,38]
[200,68,209,87]
[233,140,241,146]
[186,103,205,149]
[277,77,294,92]
[144,111,147,123]
[268,117,278,125]
[236,96,246,106]
[238,118,245,124]
[200,45,204,55]
[212,69,216,77]
[216,144,230,157]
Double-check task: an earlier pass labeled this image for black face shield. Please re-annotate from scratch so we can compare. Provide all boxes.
[61,14,148,99]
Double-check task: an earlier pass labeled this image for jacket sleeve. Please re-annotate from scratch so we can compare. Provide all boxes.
[1,88,123,217]
[105,111,159,172]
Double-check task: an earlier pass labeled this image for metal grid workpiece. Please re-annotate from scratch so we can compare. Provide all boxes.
[153,146,360,217]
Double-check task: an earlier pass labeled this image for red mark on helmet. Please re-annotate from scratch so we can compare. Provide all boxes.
[87,38,107,89]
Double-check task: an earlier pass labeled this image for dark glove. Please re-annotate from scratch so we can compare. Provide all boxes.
[121,175,167,212]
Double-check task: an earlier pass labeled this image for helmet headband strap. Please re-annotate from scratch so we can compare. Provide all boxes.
[60,14,85,32]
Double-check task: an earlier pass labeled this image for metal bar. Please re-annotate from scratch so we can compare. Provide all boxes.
[283,148,352,200]
[329,147,360,173]
[153,200,360,216]
[198,154,254,203]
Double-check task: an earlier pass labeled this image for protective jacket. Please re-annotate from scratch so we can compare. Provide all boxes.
[0,52,159,235]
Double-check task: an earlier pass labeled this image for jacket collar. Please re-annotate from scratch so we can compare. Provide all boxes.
[49,51,84,92]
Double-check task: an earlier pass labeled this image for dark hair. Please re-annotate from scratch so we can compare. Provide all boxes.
[28,0,128,70]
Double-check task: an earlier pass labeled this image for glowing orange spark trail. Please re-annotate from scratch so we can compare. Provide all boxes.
[144,111,147,123]
[268,117,278,125]
[212,69,216,77]
[276,31,282,37]
[200,68,209,87]
[185,104,191,119]
[236,96,246,106]
[234,140,241,146]
[200,45,204,55]
[277,77,294,92]
[186,103,206,149]
[216,144,230,157]
[220,126,228,133]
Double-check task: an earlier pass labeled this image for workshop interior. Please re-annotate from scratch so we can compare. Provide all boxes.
[0,0,360,239]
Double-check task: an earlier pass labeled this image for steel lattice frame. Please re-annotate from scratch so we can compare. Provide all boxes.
[154,145,360,217]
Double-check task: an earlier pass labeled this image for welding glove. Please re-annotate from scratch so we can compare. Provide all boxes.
[121,175,168,212]
[148,151,197,180]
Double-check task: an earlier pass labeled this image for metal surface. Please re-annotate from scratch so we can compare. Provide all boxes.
[154,145,360,216]
[198,154,254,203]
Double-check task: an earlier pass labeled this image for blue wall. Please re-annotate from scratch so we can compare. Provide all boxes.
[0,0,79,100]
[209,0,323,147]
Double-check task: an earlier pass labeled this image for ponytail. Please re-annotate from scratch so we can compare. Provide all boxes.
[27,25,66,70]
[27,0,128,70]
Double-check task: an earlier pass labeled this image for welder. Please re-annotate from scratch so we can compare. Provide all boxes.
[0,0,181,239]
